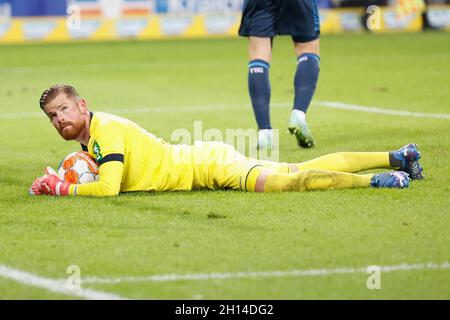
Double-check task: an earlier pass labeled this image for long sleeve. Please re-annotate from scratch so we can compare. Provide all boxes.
[69,161,124,196]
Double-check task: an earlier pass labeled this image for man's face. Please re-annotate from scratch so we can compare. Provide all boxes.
[43,93,88,141]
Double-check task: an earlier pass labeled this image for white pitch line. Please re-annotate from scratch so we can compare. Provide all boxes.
[79,262,450,285]
[0,264,127,300]
[0,101,449,120]
[312,101,450,120]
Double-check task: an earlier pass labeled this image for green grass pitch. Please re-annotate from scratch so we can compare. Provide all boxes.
[0,32,449,299]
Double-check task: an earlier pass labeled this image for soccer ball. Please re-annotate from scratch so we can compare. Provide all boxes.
[57,151,99,184]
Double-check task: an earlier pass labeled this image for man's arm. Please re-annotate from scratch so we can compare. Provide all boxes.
[71,116,126,196]
[34,160,124,197]
[70,161,124,196]
[33,114,127,197]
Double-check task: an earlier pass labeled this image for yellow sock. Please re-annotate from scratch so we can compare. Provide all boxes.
[295,152,390,173]
[263,170,373,192]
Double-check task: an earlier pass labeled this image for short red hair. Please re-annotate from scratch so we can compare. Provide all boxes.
[39,84,80,110]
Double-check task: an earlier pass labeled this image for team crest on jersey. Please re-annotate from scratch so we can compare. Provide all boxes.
[93,141,103,162]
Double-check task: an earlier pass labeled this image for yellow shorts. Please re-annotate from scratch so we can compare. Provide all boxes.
[190,141,262,191]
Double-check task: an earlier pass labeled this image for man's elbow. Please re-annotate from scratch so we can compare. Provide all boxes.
[97,182,121,197]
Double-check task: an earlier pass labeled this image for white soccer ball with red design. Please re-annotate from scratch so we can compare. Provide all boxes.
[57,151,99,184]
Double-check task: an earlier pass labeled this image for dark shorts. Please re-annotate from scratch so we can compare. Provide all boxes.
[238,0,320,43]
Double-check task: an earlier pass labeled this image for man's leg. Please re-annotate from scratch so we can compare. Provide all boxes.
[256,148,419,174]
[256,151,390,174]
[288,39,320,148]
[292,144,423,177]
[255,169,373,192]
[294,151,390,173]
[248,37,273,149]
[230,146,413,192]
[249,168,409,192]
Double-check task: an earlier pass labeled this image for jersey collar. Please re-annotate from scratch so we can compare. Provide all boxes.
[81,111,94,151]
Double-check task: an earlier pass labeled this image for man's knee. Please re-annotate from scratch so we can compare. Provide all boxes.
[254,169,272,192]
[298,169,334,191]
[249,37,272,62]
[293,39,320,56]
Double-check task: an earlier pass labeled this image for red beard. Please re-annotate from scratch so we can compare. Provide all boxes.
[59,120,84,140]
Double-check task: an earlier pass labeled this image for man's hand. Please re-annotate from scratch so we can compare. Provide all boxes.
[41,167,71,196]
[30,167,72,196]
[29,176,45,196]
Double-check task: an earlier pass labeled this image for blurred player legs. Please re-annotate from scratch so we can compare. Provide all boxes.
[240,0,321,150]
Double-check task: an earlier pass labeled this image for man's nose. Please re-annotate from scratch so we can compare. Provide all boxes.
[56,111,65,123]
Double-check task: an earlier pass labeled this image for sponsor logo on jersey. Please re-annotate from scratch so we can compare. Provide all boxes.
[93,141,103,162]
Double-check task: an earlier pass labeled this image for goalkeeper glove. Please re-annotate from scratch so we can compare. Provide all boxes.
[29,176,45,196]
[40,167,72,196]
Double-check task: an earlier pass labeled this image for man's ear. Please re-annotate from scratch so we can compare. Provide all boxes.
[42,106,51,119]
[79,98,88,114]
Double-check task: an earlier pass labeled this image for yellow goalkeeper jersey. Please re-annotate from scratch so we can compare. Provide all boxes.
[70,112,195,196]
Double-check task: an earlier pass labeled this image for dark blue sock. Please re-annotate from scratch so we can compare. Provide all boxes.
[293,53,320,113]
[248,59,271,130]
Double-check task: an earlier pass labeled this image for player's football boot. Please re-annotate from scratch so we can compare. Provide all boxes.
[288,109,315,148]
[257,129,273,150]
[371,171,410,188]
[392,143,424,180]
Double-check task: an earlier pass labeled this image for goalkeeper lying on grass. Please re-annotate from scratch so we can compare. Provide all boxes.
[30,85,423,197]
